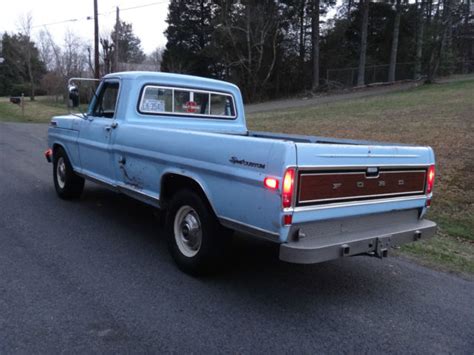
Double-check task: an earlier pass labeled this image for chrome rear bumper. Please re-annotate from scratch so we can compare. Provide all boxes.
[280,210,436,264]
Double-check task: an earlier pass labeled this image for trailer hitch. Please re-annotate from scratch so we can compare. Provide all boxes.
[374,236,391,258]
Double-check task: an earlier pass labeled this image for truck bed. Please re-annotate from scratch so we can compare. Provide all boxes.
[249,130,412,146]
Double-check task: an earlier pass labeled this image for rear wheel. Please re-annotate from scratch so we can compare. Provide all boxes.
[53,147,85,199]
[166,189,231,275]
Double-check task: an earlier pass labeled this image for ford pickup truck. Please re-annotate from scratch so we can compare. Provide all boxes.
[45,71,437,275]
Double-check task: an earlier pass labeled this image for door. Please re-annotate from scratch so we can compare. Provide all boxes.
[78,80,120,184]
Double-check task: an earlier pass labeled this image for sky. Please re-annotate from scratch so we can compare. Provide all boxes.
[0,0,170,54]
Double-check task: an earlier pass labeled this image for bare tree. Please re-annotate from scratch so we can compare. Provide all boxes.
[357,0,369,86]
[145,47,163,71]
[62,31,88,78]
[100,37,114,75]
[18,13,36,100]
[220,2,280,101]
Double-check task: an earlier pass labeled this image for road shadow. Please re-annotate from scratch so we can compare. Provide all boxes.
[74,183,402,302]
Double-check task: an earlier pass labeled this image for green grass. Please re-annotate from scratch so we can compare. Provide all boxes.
[0,96,69,123]
[248,79,474,276]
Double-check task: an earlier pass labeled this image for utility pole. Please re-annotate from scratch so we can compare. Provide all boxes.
[94,0,100,79]
[114,6,120,72]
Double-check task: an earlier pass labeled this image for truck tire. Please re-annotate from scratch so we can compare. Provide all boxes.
[53,147,85,199]
[166,189,230,275]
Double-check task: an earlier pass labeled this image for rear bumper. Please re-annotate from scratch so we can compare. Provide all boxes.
[279,209,436,264]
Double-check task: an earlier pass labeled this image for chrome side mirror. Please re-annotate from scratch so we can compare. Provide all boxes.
[68,84,79,108]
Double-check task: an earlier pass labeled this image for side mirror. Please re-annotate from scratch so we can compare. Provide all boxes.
[68,84,79,108]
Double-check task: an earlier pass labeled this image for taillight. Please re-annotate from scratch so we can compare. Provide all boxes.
[282,168,295,208]
[426,165,435,194]
[264,177,279,190]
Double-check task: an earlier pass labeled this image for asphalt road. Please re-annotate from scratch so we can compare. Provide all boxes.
[1,122,473,353]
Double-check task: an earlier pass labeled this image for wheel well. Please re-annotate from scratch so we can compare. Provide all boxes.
[161,174,214,213]
[52,143,64,155]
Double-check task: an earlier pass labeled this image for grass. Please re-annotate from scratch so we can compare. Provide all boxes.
[0,96,69,123]
[247,79,474,276]
[1,80,473,275]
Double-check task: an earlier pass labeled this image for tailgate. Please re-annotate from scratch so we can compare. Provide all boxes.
[291,142,434,224]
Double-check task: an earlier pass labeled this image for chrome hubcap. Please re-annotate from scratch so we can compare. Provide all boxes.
[174,206,202,257]
[56,157,66,189]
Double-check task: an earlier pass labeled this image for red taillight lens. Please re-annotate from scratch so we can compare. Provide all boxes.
[264,177,279,190]
[426,165,435,194]
[282,168,295,208]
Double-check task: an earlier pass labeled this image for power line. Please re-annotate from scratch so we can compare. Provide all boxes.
[116,1,168,13]
[32,18,81,29]
[30,1,168,30]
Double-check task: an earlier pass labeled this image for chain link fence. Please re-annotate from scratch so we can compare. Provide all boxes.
[326,61,474,89]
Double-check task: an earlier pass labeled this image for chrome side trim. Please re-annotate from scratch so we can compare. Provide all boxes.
[75,171,118,189]
[218,216,280,242]
[75,170,161,208]
[287,195,426,213]
[314,154,420,158]
[117,184,161,208]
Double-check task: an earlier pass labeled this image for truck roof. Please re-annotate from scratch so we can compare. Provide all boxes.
[102,71,239,93]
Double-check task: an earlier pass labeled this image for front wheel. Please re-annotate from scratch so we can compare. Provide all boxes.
[166,189,231,275]
[53,147,85,199]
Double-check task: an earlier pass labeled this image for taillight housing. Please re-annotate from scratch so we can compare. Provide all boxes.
[426,165,435,194]
[282,168,295,208]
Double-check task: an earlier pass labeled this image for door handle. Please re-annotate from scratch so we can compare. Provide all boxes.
[105,122,118,131]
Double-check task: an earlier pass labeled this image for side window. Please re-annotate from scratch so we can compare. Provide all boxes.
[174,90,210,115]
[210,94,235,117]
[174,90,190,113]
[193,92,210,115]
[92,82,119,118]
[139,87,173,113]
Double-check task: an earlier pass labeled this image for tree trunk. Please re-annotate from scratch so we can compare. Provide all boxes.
[464,0,471,73]
[298,0,306,86]
[357,0,369,86]
[388,0,402,82]
[312,0,320,91]
[414,0,425,80]
[427,0,450,82]
[299,0,305,68]
[445,0,453,74]
[427,0,432,24]
[27,55,35,101]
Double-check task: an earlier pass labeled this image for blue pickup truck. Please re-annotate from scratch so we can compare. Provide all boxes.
[45,71,437,275]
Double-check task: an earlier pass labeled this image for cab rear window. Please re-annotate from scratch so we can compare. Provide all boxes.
[138,85,236,119]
